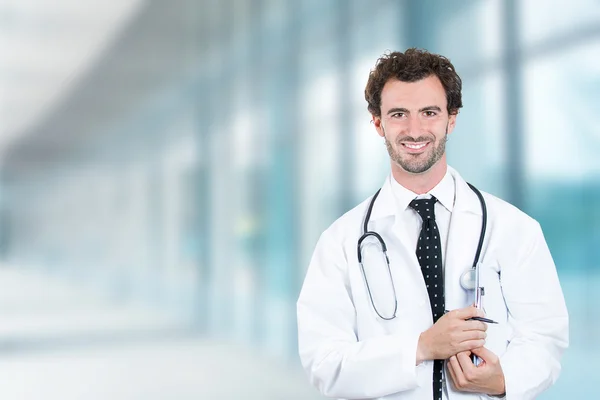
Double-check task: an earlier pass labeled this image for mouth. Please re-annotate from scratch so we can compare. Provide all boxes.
[400,141,431,153]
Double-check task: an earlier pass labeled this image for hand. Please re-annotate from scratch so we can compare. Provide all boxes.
[447,347,506,396]
[416,306,487,363]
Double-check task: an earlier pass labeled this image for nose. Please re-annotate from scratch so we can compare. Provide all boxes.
[407,115,422,136]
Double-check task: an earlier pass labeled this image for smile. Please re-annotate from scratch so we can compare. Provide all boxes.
[401,142,430,152]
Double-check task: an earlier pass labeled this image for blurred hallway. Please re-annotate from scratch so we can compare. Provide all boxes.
[0,0,599,398]
[0,267,322,400]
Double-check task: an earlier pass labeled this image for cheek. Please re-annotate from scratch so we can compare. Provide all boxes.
[384,123,409,137]
[424,119,444,129]
[427,121,449,137]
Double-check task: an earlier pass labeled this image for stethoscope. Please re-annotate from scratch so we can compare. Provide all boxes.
[357,182,487,320]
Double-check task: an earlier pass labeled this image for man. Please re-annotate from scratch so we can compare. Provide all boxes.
[296,49,568,400]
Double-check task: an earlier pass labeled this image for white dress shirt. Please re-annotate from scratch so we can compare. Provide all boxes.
[388,170,464,399]
[388,169,455,273]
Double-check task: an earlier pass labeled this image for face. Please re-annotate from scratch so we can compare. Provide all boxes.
[373,75,456,174]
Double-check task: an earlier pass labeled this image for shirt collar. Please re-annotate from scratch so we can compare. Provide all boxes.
[389,168,455,213]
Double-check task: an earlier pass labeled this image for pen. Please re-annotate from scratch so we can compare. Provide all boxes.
[443,310,499,324]
[468,316,498,324]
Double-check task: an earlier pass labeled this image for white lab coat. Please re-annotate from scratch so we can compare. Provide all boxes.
[297,167,568,400]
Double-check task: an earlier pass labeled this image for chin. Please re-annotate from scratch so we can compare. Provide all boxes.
[394,162,432,175]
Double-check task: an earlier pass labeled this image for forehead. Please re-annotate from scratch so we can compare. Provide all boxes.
[380,75,447,111]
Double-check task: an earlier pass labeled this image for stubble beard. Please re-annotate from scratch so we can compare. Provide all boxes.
[384,128,448,174]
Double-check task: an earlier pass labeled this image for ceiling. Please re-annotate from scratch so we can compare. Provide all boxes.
[0,0,145,157]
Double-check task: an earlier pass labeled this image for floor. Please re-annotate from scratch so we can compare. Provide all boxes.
[0,267,325,400]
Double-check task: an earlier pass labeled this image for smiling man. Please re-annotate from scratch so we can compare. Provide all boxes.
[297,49,568,400]
[377,75,453,191]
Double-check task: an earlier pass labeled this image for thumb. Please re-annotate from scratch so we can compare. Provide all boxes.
[471,346,496,362]
[454,305,483,319]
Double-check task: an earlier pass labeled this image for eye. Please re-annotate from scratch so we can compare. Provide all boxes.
[391,112,405,118]
[423,110,437,117]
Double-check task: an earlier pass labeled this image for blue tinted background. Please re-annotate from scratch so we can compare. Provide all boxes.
[0,0,597,398]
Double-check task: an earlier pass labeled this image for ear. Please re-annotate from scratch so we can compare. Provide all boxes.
[372,115,385,138]
[447,113,457,135]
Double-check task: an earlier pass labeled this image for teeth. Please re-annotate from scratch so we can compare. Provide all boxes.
[404,143,427,149]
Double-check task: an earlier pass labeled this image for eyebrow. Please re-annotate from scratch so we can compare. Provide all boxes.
[386,106,442,115]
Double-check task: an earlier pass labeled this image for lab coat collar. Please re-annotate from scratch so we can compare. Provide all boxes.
[450,165,483,216]
[369,165,482,221]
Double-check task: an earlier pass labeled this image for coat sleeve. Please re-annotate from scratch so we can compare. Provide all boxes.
[499,221,569,399]
[297,229,423,399]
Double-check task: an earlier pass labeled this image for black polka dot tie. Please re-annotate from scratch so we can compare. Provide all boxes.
[409,197,444,400]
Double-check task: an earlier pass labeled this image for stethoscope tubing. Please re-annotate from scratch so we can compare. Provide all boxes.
[467,183,487,271]
[358,182,487,320]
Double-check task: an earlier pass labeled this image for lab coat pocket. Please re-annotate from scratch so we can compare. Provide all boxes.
[479,265,509,358]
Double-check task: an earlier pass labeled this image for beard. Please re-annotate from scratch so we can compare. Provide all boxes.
[384,127,448,174]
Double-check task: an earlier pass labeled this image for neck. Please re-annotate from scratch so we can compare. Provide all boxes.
[391,157,448,194]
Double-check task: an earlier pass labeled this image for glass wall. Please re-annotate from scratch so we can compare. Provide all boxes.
[0,0,598,398]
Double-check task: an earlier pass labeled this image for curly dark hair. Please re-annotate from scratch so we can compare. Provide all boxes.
[364,48,463,117]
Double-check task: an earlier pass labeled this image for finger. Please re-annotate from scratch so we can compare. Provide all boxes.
[458,339,486,352]
[459,329,486,343]
[453,306,484,320]
[457,351,477,380]
[446,356,460,389]
[448,355,465,382]
[451,306,476,319]
[457,351,473,368]
[471,346,497,363]
[462,320,487,332]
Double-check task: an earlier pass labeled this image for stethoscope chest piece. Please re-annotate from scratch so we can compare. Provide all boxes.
[460,268,477,291]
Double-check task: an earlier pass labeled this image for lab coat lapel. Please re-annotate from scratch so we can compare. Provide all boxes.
[444,168,484,311]
[369,176,412,255]
[369,176,430,307]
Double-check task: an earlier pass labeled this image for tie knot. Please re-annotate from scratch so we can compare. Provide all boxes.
[409,197,437,221]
